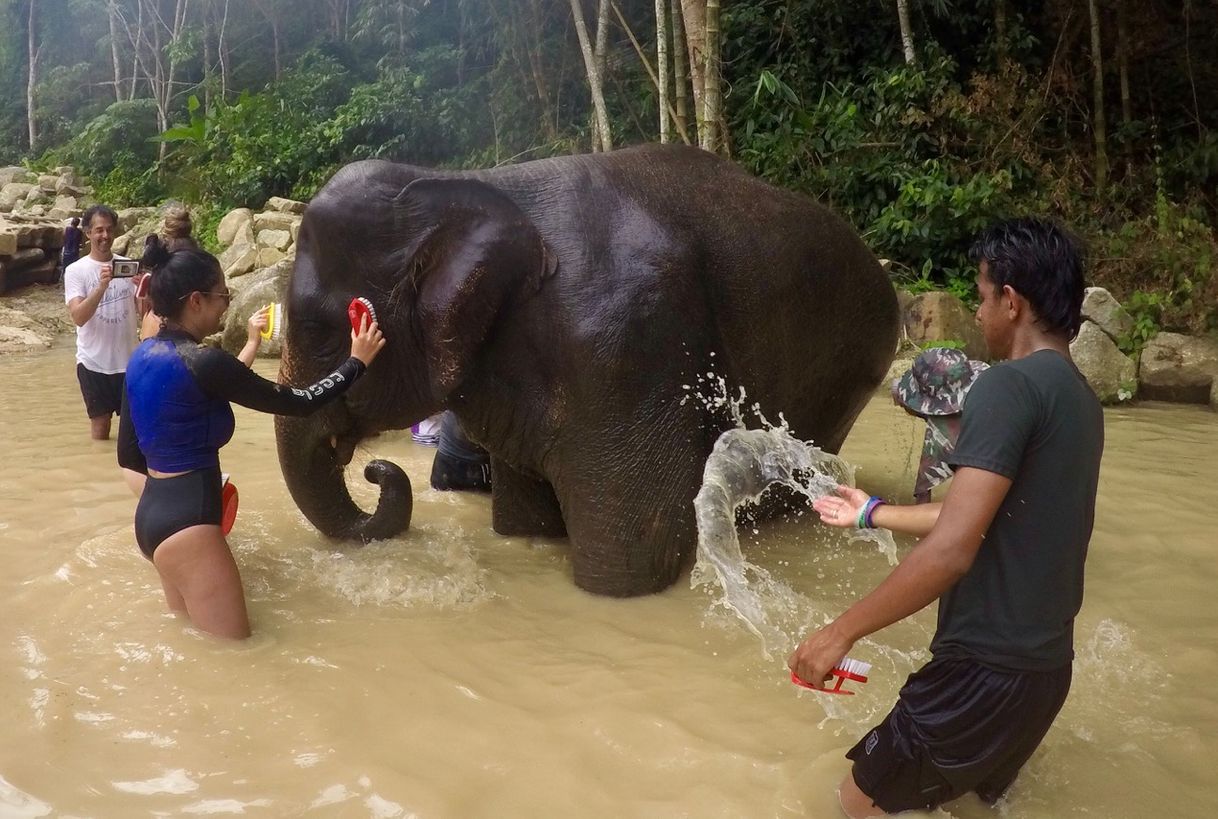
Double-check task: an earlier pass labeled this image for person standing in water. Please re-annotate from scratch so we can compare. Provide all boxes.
[120,237,384,638]
[63,205,137,440]
[890,347,987,504]
[789,218,1104,816]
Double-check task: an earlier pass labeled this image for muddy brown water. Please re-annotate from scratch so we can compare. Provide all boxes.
[2,342,1216,817]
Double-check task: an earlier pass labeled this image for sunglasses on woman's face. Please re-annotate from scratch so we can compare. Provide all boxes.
[180,290,232,304]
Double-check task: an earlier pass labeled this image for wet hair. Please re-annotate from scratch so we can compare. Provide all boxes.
[969,217,1087,340]
[82,204,118,230]
[142,234,224,319]
[69,216,80,227]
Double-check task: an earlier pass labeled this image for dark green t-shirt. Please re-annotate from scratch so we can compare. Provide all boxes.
[934,350,1104,671]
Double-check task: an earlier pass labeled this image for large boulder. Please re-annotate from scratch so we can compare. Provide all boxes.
[116,207,156,235]
[257,228,292,252]
[0,167,34,186]
[217,207,253,246]
[23,187,52,208]
[257,247,287,268]
[0,228,17,256]
[220,259,293,357]
[221,246,259,279]
[1081,287,1134,344]
[253,211,299,233]
[1070,320,1137,403]
[1138,332,1218,406]
[0,183,35,212]
[902,291,988,361]
[265,196,307,214]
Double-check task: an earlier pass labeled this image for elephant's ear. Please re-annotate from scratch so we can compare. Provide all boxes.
[393,178,552,397]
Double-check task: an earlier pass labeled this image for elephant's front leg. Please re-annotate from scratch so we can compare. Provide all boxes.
[555,433,708,597]
[490,456,567,538]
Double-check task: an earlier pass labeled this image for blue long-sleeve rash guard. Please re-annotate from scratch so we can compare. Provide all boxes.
[122,328,365,473]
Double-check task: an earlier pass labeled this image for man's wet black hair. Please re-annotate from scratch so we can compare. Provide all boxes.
[969,217,1087,340]
[142,234,224,319]
[82,204,118,229]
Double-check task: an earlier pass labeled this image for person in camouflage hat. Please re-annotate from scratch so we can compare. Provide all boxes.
[891,347,988,503]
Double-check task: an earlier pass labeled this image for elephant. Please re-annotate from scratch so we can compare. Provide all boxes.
[275,143,899,597]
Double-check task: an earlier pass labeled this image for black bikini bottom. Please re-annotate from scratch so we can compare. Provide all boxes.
[134,466,223,559]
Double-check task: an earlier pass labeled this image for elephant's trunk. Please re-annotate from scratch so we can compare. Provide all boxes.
[275,412,413,543]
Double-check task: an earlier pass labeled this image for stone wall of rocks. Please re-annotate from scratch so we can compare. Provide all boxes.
[895,285,1218,409]
[0,165,93,293]
[212,197,307,357]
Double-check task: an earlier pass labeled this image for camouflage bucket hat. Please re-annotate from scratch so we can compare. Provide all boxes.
[892,347,988,417]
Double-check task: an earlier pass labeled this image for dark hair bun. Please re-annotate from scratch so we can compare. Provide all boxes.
[142,234,172,271]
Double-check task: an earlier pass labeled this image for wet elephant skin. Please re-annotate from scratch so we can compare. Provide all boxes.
[275,143,899,597]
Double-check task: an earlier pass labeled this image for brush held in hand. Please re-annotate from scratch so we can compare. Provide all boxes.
[348,297,377,332]
[791,657,871,695]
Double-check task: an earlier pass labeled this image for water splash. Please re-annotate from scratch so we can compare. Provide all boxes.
[688,374,897,659]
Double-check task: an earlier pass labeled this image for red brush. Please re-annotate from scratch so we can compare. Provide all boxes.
[220,474,239,536]
[348,297,377,332]
[791,657,871,695]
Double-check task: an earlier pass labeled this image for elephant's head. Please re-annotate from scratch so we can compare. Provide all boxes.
[275,161,551,542]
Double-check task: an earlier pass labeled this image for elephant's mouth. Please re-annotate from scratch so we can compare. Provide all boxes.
[330,430,380,466]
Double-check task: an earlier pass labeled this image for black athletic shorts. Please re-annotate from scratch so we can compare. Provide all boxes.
[430,451,492,492]
[847,656,1072,813]
[134,466,223,559]
[76,364,125,419]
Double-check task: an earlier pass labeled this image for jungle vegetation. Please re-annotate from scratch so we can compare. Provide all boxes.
[1,0,1215,333]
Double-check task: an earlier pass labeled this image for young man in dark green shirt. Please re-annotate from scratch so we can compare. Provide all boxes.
[790,218,1104,816]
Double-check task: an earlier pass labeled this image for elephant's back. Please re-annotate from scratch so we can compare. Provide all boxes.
[484,147,898,450]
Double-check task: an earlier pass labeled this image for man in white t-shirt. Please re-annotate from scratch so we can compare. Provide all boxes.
[64,205,137,440]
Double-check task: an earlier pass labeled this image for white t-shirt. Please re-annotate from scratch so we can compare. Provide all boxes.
[64,255,138,374]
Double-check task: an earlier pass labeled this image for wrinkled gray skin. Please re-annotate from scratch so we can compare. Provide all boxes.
[275,144,899,596]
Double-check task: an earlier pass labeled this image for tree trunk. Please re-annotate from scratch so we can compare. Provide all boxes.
[680,0,706,144]
[897,0,916,65]
[108,1,125,102]
[570,0,613,151]
[203,2,213,111]
[526,0,557,140]
[130,0,144,99]
[994,0,1008,62]
[218,0,230,99]
[670,0,689,140]
[1087,0,1109,192]
[612,0,688,143]
[1116,0,1130,128]
[26,0,39,151]
[701,0,721,152]
[655,0,669,142]
[158,0,191,164]
[592,0,612,151]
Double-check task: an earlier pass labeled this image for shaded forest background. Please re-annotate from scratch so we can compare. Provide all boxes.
[1,0,1215,335]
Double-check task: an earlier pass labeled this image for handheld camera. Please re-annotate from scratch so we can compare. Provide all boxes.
[111,259,141,279]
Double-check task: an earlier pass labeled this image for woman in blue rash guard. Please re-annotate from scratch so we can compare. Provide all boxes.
[119,236,385,638]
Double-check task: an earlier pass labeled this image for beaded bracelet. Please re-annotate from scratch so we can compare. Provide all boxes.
[856,496,885,529]
[865,497,886,529]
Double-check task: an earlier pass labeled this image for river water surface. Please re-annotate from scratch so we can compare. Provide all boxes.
[2,342,1216,817]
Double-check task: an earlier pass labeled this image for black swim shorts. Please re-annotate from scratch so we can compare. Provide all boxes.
[846,656,1072,813]
[430,451,492,492]
[76,364,125,419]
[134,466,223,559]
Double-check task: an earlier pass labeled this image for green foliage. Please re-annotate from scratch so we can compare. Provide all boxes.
[1118,291,1164,356]
[192,51,355,206]
[187,201,228,255]
[92,160,166,206]
[736,54,1030,299]
[54,99,162,178]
